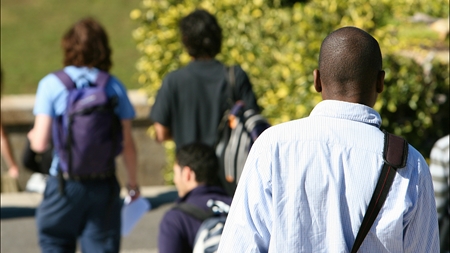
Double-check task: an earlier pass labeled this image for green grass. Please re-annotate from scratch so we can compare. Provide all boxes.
[1,0,142,94]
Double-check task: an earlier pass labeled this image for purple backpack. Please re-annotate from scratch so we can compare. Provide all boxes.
[52,70,123,179]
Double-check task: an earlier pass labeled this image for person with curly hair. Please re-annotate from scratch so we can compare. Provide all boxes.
[27,17,139,252]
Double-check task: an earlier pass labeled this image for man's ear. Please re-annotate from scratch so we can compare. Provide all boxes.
[313,69,322,92]
[181,166,190,180]
[376,70,385,93]
[183,166,196,182]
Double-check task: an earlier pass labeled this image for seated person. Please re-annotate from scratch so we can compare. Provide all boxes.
[158,142,232,253]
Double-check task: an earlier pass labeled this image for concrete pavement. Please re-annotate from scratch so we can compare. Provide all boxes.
[1,186,178,253]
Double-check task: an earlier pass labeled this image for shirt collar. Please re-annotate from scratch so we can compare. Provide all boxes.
[310,100,382,128]
[176,185,227,203]
[63,66,100,88]
[188,59,220,67]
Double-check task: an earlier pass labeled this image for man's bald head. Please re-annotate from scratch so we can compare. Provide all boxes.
[316,27,383,105]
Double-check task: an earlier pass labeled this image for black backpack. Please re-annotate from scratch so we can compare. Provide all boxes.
[215,66,271,196]
[21,138,52,175]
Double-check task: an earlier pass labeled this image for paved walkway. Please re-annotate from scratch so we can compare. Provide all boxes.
[1,186,178,253]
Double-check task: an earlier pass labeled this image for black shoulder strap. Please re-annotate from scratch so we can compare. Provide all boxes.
[173,202,214,222]
[351,130,408,253]
[224,65,237,103]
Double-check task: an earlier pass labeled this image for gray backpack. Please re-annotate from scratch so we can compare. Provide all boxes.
[215,66,270,196]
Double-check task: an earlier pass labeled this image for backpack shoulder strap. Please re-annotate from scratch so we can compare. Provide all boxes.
[224,65,237,103]
[95,70,110,88]
[351,130,408,253]
[173,202,214,222]
[53,70,75,90]
[383,130,409,168]
[54,70,110,89]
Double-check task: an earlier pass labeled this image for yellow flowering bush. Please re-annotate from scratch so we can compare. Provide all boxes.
[131,0,449,181]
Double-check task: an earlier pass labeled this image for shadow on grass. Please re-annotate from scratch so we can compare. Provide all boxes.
[1,190,178,220]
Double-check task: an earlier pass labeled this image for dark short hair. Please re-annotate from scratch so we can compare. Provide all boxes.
[176,142,219,185]
[179,9,222,58]
[61,17,112,71]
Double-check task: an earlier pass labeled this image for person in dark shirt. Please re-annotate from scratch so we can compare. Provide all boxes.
[149,9,260,149]
[158,142,232,253]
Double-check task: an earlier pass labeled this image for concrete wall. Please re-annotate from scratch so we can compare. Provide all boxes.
[1,90,167,192]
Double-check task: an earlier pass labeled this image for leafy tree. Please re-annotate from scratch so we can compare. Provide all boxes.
[131,0,449,182]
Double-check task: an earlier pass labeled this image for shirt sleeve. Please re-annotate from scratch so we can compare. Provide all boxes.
[106,76,135,120]
[403,149,440,253]
[218,133,272,252]
[33,74,66,117]
[158,211,190,253]
[149,77,172,127]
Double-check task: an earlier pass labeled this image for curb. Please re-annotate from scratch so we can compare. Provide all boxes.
[0,185,177,208]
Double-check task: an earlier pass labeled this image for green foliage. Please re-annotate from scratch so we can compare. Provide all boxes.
[379,56,449,154]
[132,0,449,183]
[386,0,449,18]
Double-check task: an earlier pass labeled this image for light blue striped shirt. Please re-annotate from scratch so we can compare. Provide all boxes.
[218,100,439,253]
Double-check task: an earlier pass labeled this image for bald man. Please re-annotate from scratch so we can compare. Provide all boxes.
[217,27,439,252]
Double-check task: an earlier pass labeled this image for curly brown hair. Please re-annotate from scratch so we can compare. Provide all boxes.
[62,17,112,72]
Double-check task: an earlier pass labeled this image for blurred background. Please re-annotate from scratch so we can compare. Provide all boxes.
[1,0,142,94]
[1,0,449,185]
